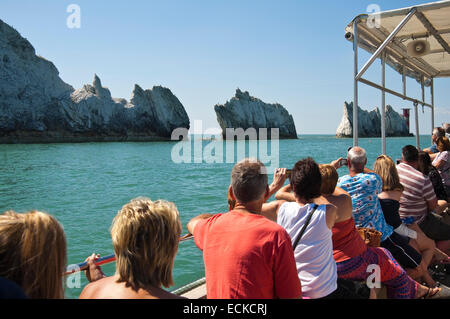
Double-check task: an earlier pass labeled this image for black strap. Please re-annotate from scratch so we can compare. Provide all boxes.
[292,204,319,250]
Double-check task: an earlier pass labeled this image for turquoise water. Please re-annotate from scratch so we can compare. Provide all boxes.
[0,134,432,298]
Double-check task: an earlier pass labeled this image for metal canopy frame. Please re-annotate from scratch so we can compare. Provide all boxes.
[349,1,450,153]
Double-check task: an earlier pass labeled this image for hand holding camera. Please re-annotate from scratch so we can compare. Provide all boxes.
[331,157,347,169]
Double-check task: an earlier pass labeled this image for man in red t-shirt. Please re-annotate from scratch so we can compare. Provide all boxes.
[187,158,302,299]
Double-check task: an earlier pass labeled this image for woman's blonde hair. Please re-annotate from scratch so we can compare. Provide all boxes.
[111,197,182,291]
[0,210,67,299]
[319,164,338,195]
[373,155,404,192]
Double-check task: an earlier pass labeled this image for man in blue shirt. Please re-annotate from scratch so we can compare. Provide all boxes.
[336,147,393,241]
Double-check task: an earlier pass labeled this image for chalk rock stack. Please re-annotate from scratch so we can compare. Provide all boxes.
[214,89,298,139]
[0,19,190,143]
[336,102,411,138]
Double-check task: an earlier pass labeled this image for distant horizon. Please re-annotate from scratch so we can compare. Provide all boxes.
[0,0,449,135]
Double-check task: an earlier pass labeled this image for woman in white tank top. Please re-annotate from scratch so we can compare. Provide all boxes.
[275,158,338,299]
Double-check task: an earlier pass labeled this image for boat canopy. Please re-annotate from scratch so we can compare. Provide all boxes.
[345,0,450,152]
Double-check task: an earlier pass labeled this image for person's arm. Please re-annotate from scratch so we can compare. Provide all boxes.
[265,168,289,202]
[187,213,214,235]
[275,185,296,202]
[330,157,345,169]
[427,197,438,212]
[261,200,286,222]
[79,254,107,299]
[423,178,438,212]
[334,186,349,196]
[84,253,106,282]
[273,235,302,299]
[364,166,375,174]
[432,152,447,170]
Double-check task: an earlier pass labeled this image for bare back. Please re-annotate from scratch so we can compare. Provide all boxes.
[322,187,353,223]
[79,275,185,299]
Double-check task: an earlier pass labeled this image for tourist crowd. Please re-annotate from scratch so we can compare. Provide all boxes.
[1,125,450,299]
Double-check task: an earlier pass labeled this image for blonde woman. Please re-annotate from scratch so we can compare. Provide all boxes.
[0,210,67,299]
[374,155,448,287]
[79,197,184,299]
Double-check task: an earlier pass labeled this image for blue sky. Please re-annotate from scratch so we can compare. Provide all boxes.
[1,0,449,134]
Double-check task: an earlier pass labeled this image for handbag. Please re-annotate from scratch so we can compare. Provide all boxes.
[356,227,382,247]
[292,204,319,250]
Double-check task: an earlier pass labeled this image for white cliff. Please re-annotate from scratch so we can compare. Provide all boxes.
[336,102,412,138]
[214,89,298,139]
[0,19,190,143]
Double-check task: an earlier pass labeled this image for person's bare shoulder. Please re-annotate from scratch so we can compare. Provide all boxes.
[331,191,353,221]
[79,277,105,299]
[79,276,122,299]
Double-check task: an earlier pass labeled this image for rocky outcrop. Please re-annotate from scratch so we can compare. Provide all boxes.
[214,89,297,139]
[0,19,190,143]
[336,102,412,138]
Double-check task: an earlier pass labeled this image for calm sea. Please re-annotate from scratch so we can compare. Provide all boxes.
[0,134,432,298]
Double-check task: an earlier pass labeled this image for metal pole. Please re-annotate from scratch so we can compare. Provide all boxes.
[358,77,433,108]
[402,67,407,97]
[381,53,386,155]
[421,76,425,104]
[355,7,417,81]
[414,102,420,149]
[431,78,435,142]
[353,18,359,147]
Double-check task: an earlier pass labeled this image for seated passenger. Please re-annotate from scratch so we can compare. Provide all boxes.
[374,155,442,286]
[444,123,450,139]
[187,158,302,299]
[0,210,67,299]
[334,147,427,277]
[263,158,344,299]
[418,151,449,215]
[424,127,445,160]
[397,145,450,248]
[432,136,450,196]
[276,163,449,299]
[0,277,27,299]
[80,197,185,299]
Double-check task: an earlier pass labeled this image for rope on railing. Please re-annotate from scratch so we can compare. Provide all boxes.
[170,277,206,296]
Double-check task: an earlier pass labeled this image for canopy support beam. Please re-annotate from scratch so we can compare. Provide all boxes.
[415,11,450,54]
[381,53,386,155]
[358,77,433,108]
[353,18,360,147]
[355,7,417,81]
